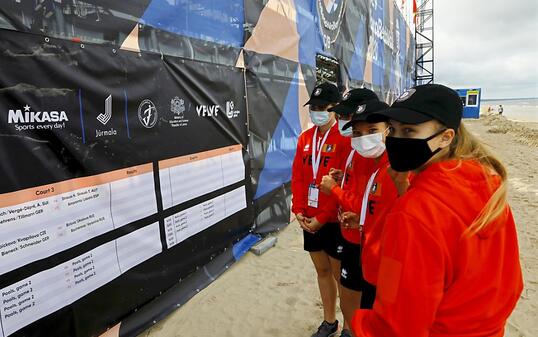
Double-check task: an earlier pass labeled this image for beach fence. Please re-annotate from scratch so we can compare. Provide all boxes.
[0,1,415,336]
[456,88,482,119]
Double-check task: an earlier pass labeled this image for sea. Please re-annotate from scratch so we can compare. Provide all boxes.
[481,98,538,123]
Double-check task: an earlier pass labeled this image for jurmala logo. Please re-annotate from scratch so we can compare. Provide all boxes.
[8,105,68,123]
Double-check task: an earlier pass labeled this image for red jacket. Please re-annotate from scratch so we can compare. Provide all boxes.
[291,123,351,224]
[352,160,523,337]
[361,158,399,285]
[328,152,377,243]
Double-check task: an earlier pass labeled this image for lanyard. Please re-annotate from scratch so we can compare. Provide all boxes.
[311,125,332,181]
[341,149,355,188]
[359,168,380,227]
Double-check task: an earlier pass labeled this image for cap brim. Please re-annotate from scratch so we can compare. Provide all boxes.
[370,107,433,124]
[341,113,379,130]
[328,104,354,116]
[303,98,332,107]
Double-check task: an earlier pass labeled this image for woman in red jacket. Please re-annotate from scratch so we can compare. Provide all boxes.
[352,84,523,337]
[320,98,400,337]
[291,82,351,337]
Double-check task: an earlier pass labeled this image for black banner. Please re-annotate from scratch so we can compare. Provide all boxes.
[0,29,252,337]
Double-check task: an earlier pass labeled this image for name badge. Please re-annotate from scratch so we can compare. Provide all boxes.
[308,183,319,208]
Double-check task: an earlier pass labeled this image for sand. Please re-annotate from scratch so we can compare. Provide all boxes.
[140,115,537,337]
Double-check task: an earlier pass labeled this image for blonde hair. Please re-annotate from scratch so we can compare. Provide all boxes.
[431,122,508,236]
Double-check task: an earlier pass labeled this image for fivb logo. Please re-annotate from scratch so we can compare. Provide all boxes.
[8,105,68,123]
[97,95,112,125]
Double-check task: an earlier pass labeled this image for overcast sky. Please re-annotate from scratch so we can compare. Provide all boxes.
[434,0,538,99]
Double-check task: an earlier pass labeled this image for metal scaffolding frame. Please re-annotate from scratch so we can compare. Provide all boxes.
[415,0,434,85]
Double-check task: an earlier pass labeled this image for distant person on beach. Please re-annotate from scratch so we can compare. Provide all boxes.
[317,88,389,337]
[351,84,523,337]
[292,82,350,337]
[499,104,504,115]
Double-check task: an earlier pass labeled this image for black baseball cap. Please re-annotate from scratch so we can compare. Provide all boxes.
[328,88,379,116]
[342,101,390,130]
[303,82,341,107]
[371,84,463,130]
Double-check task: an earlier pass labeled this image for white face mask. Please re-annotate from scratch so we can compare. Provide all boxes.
[310,111,331,126]
[338,119,353,137]
[351,132,386,158]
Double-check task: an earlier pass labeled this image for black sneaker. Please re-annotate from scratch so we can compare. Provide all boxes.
[311,320,339,337]
[340,329,353,337]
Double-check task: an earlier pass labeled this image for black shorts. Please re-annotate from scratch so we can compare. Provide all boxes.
[303,222,343,260]
[360,281,377,309]
[339,240,368,291]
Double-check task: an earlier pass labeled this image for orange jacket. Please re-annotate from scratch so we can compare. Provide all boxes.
[352,160,523,337]
[291,123,351,224]
[361,159,399,285]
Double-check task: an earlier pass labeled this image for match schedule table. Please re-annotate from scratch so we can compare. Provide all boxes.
[164,186,247,248]
[159,145,245,209]
[0,223,161,337]
[0,164,158,275]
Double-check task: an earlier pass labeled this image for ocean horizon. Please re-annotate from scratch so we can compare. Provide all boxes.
[480,97,538,123]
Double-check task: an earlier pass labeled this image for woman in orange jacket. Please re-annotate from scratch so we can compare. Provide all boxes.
[291,82,351,337]
[352,84,523,337]
[319,98,400,337]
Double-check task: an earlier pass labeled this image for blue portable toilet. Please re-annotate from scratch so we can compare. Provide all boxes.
[456,88,481,119]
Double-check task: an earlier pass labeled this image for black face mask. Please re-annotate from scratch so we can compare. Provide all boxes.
[386,129,447,172]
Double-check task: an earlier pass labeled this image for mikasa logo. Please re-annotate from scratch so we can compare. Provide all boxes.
[8,105,68,123]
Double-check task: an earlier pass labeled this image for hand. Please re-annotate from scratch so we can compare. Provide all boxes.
[329,168,344,184]
[304,217,324,233]
[339,211,360,229]
[296,213,310,232]
[319,175,337,195]
[387,167,411,196]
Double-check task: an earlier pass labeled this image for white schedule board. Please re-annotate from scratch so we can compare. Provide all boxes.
[0,223,162,337]
[0,164,158,275]
[159,144,245,209]
[164,186,247,248]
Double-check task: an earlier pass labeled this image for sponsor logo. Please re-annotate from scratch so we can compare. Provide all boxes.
[356,104,366,113]
[314,88,322,97]
[196,100,241,119]
[304,143,311,151]
[225,101,240,119]
[8,105,68,124]
[138,99,158,128]
[196,104,220,117]
[97,95,112,125]
[343,92,350,100]
[371,182,378,194]
[7,105,68,131]
[95,94,118,138]
[169,96,189,128]
[337,245,343,254]
[171,96,185,118]
[341,268,348,279]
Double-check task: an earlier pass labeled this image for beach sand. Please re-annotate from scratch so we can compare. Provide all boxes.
[140,115,537,337]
